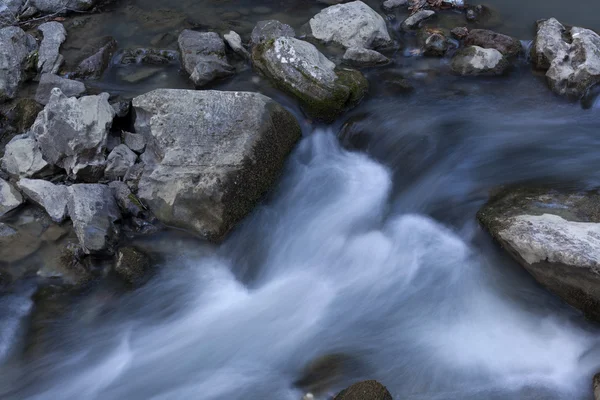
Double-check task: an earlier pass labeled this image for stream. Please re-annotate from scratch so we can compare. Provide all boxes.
[1,0,600,399]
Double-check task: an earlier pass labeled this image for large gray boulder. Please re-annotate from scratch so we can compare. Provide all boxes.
[38,22,66,74]
[334,380,392,400]
[252,37,368,120]
[308,1,393,50]
[17,178,69,223]
[450,46,509,76]
[532,19,600,98]
[178,30,234,87]
[478,188,600,322]
[67,184,120,254]
[31,88,114,180]
[132,89,301,241]
[0,26,37,102]
[0,178,23,218]
[1,135,50,179]
[35,73,85,105]
[30,0,96,13]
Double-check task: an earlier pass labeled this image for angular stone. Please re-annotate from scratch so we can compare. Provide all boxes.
[38,22,66,74]
[252,37,368,120]
[67,184,120,254]
[309,1,393,49]
[343,47,389,67]
[478,188,600,323]
[0,178,23,218]
[109,180,143,217]
[132,89,301,241]
[382,0,407,11]
[423,32,449,57]
[450,46,509,76]
[1,135,50,179]
[30,0,96,14]
[178,30,234,87]
[72,36,117,80]
[464,29,522,58]
[250,20,295,46]
[401,10,435,31]
[122,131,145,154]
[105,144,137,180]
[531,18,569,70]
[31,88,114,180]
[17,178,68,223]
[35,73,85,105]
[0,26,37,102]
[224,30,250,59]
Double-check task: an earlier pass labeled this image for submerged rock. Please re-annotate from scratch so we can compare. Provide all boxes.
[132,89,301,241]
[401,10,435,31]
[31,88,114,180]
[17,178,69,223]
[67,184,120,254]
[0,178,23,218]
[308,1,393,50]
[0,222,40,262]
[178,30,234,87]
[114,246,151,285]
[0,26,37,102]
[343,47,389,67]
[117,48,178,65]
[464,29,522,58]
[295,353,353,395]
[1,135,51,179]
[478,187,600,322]
[423,32,449,57]
[595,373,600,400]
[35,73,85,105]
[451,27,469,40]
[71,36,117,80]
[532,18,600,98]
[0,98,42,153]
[250,20,295,46]
[252,37,368,120]
[334,380,393,400]
[38,22,66,74]
[450,46,509,76]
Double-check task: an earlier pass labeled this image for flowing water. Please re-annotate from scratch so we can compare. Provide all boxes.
[1,0,600,399]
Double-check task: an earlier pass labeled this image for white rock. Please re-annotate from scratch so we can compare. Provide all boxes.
[38,21,66,74]
[1,135,50,179]
[224,30,250,59]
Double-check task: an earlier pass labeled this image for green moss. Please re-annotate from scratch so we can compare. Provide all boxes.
[127,193,145,209]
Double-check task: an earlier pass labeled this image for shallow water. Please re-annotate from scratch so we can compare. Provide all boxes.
[2,0,600,399]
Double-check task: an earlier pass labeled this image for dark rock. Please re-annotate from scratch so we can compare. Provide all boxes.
[334,380,393,400]
[123,162,144,192]
[250,20,295,46]
[114,246,151,285]
[295,353,353,395]
[109,180,143,217]
[71,36,117,80]
[117,48,178,65]
[464,29,522,58]
[132,89,301,241]
[401,10,435,31]
[450,27,468,40]
[478,187,600,323]
[594,373,600,400]
[178,30,234,87]
[423,32,449,57]
[111,100,130,118]
[0,98,42,153]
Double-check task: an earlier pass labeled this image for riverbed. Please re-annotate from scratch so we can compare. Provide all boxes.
[1,0,600,399]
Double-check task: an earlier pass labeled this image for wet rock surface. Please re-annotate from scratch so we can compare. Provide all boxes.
[17,178,69,223]
[478,187,600,322]
[450,46,509,76]
[334,380,393,400]
[178,30,234,87]
[252,36,368,120]
[114,246,151,285]
[343,47,389,67]
[308,1,393,50]
[132,89,301,241]
[464,29,522,58]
